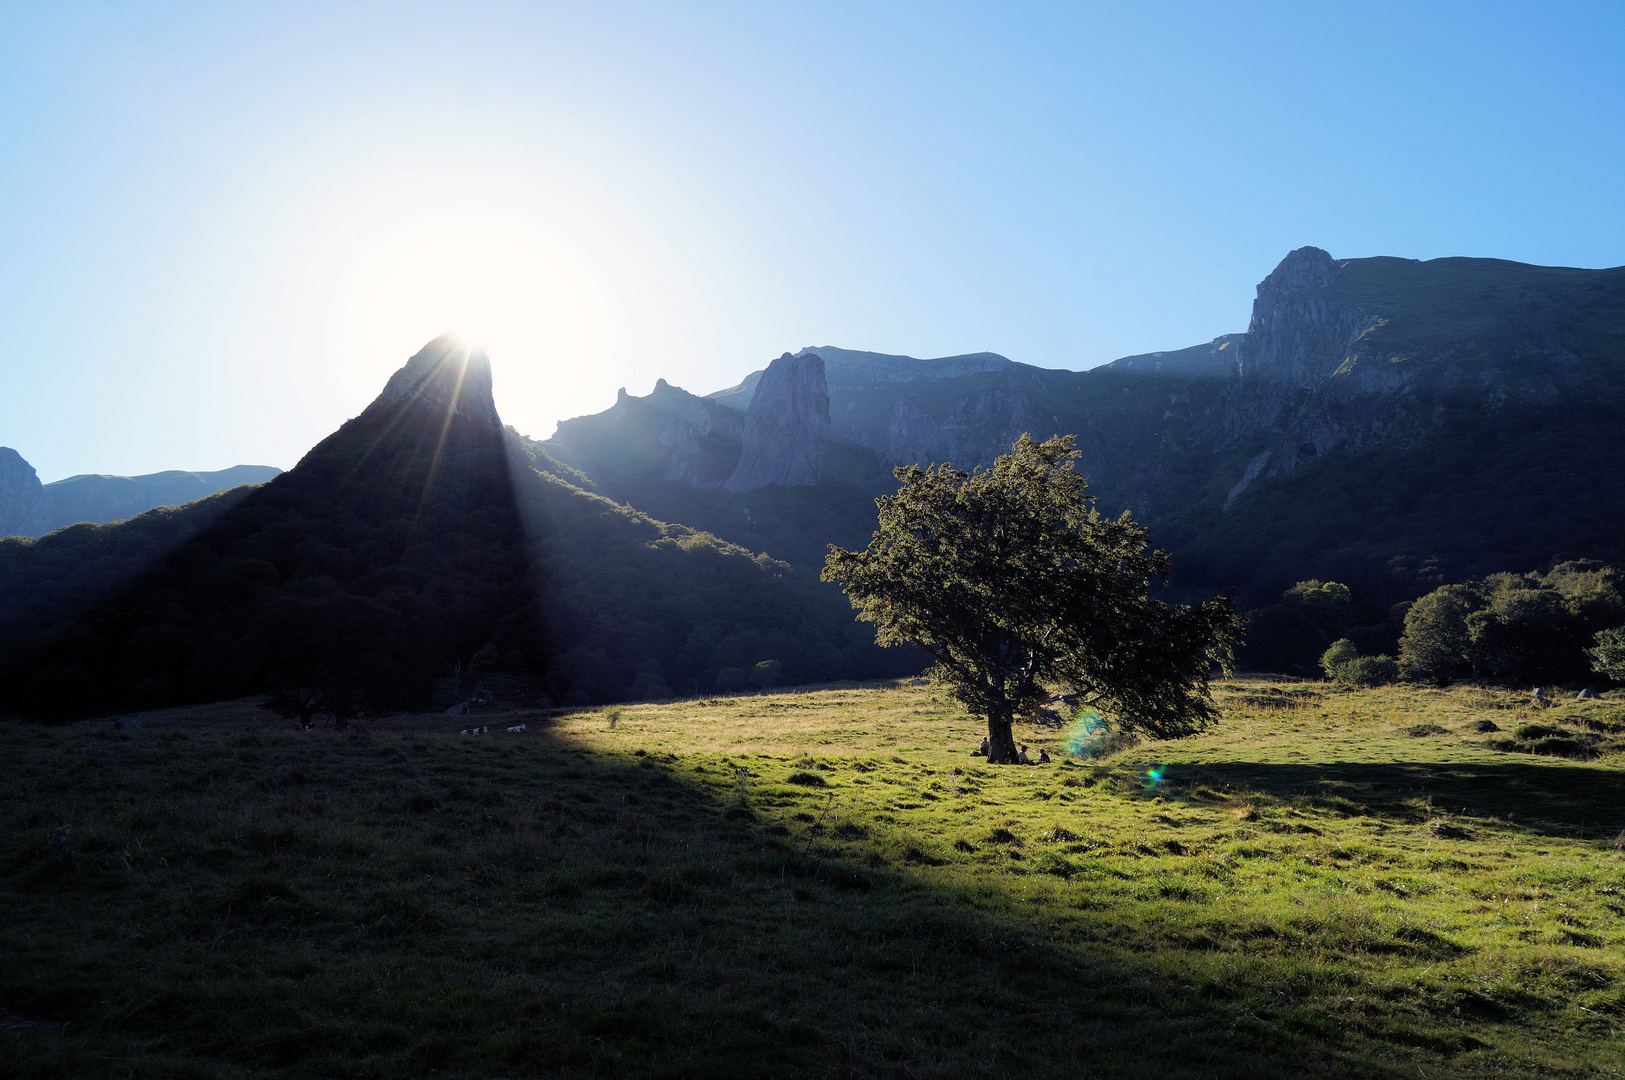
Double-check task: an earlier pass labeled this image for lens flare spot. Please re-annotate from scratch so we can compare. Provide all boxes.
[1064,709,1109,757]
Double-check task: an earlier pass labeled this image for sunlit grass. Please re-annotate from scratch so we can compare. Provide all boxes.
[1,679,1621,1077]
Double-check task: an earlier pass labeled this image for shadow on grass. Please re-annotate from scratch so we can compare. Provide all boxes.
[1174,758,1625,838]
[0,717,1605,1078]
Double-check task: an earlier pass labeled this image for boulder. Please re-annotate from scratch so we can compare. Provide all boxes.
[723,353,830,492]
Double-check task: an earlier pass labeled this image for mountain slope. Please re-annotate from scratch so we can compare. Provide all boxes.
[5,336,543,718]
[2,337,920,719]
[543,248,1625,629]
[41,464,282,533]
[0,449,281,539]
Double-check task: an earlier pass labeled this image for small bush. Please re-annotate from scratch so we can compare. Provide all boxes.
[1338,655,1399,687]
[1320,639,1360,680]
[1321,641,1398,686]
[748,660,783,691]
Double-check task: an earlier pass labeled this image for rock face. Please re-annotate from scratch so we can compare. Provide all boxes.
[651,380,748,486]
[369,334,499,428]
[723,352,831,492]
[549,378,747,488]
[0,447,51,538]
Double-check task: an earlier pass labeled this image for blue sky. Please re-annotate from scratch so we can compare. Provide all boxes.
[2,1,1622,480]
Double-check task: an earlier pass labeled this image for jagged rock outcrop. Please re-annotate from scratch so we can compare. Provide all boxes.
[1219,247,1622,483]
[370,334,500,427]
[550,378,747,488]
[709,347,1012,410]
[723,352,830,492]
[0,447,51,538]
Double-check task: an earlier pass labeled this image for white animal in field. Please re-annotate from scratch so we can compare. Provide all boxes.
[506,723,526,732]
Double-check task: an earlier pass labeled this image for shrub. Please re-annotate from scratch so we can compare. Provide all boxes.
[714,667,747,693]
[1588,626,1625,681]
[1320,638,1359,680]
[1338,655,1398,687]
[748,659,783,691]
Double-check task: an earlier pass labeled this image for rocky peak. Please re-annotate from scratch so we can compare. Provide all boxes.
[723,352,830,492]
[1236,247,1363,389]
[0,447,52,539]
[369,335,499,427]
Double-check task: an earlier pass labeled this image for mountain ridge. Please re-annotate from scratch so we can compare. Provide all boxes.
[541,246,1625,618]
[0,448,283,539]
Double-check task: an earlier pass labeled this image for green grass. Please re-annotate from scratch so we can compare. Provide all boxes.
[2,679,1622,1077]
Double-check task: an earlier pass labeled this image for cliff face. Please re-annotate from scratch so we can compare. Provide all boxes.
[549,378,747,488]
[0,448,51,538]
[1219,247,1625,482]
[539,248,1625,603]
[369,334,500,428]
[724,352,831,492]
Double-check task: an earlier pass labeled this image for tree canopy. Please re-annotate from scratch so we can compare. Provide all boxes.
[1397,562,1625,686]
[822,434,1240,764]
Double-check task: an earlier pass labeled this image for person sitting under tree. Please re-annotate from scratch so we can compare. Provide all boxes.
[1017,744,1032,764]
[1037,747,1051,764]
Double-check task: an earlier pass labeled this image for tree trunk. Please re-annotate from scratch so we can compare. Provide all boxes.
[986,710,1019,764]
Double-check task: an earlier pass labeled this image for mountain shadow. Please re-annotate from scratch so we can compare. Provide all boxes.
[5,337,548,719]
[1,337,922,720]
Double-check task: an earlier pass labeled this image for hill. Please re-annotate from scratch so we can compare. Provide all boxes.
[2,680,1619,1076]
[0,448,281,538]
[40,463,283,534]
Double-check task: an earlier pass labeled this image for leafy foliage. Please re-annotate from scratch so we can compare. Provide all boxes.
[823,434,1239,762]
[1586,626,1625,682]
[1336,654,1399,687]
[1319,638,1359,680]
[1398,562,1625,685]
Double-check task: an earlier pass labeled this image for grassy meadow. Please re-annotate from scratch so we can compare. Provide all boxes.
[1,678,1622,1078]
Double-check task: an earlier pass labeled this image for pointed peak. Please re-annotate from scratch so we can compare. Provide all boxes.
[368,334,498,426]
[1260,247,1339,293]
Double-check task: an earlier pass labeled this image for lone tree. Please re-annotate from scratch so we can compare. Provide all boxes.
[823,434,1240,764]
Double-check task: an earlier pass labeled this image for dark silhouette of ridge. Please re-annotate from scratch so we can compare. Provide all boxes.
[6,336,549,719]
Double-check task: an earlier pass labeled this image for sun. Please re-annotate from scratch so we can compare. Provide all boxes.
[339,213,614,412]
